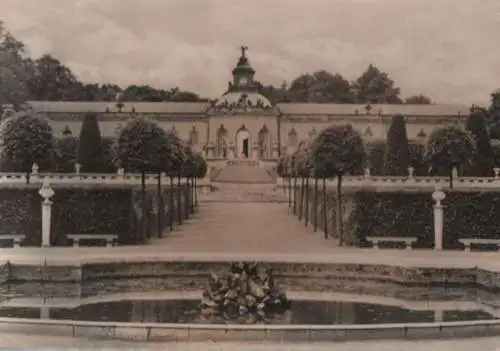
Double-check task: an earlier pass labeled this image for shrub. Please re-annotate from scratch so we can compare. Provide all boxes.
[464,110,495,176]
[0,188,41,246]
[0,185,187,246]
[366,140,386,175]
[54,136,78,173]
[0,110,55,172]
[78,113,105,172]
[383,114,410,175]
[344,190,500,249]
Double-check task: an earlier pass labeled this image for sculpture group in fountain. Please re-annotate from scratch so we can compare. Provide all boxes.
[200,262,291,324]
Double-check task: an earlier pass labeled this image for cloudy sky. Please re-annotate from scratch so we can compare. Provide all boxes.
[1,0,499,105]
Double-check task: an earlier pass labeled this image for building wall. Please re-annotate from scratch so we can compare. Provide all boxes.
[208,114,278,151]
[279,115,464,154]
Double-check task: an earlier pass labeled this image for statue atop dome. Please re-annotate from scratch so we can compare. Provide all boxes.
[241,46,248,58]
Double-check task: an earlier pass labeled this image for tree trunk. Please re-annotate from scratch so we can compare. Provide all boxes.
[288,175,292,208]
[191,178,195,213]
[336,174,343,246]
[449,167,453,189]
[299,177,305,220]
[184,178,189,220]
[157,173,162,238]
[194,178,198,206]
[305,176,309,226]
[314,177,318,232]
[141,172,147,241]
[323,177,328,240]
[293,176,298,215]
[169,176,174,232]
[177,176,182,225]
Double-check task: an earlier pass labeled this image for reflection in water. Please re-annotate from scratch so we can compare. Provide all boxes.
[0,299,494,325]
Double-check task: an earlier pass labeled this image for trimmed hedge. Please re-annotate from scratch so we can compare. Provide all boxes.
[292,185,500,250]
[0,184,194,247]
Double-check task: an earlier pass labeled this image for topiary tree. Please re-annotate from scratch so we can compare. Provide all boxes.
[426,125,476,188]
[309,125,366,245]
[366,140,386,176]
[383,114,410,176]
[464,109,495,177]
[54,133,78,173]
[408,140,427,176]
[0,109,55,175]
[114,117,171,240]
[164,130,186,230]
[77,113,105,172]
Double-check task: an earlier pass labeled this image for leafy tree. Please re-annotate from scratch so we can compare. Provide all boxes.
[383,115,410,176]
[115,117,171,240]
[309,125,366,244]
[77,113,105,172]
[287,71,355,103]
[426,126,476,188]
[288,74,315,102]
[28,54,81,101]
[464,109,495,176]
[404,95,432,104]
[352,64,402,104]
[0,109,55,172]
[115,117,171,174]
[0,23,30,108]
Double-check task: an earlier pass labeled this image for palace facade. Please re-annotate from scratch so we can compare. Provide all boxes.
[28,48,469,161]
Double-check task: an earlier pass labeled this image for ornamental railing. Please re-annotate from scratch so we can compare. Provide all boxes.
[276,174,500,191]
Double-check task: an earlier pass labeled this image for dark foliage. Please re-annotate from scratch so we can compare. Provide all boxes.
[383,115,410,176]
[0,110,55,172]
[464,110,495,176]
[77,113,105,172]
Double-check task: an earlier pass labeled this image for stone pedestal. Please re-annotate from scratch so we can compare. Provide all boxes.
[206,143,215,158]
[38,181,55,247]
[432,189,446,250]
[364,168,371,179]
[228,142,235,159]
[408,166,414,180]
[494,167,500,179]
[75,163,81,174]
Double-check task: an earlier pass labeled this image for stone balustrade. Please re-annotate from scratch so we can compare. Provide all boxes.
[276,175,500,192]
[0,172,211,187]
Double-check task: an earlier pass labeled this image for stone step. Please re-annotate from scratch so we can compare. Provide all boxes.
[213,164,275,184]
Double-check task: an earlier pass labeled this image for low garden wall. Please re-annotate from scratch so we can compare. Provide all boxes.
[0,183,195,247]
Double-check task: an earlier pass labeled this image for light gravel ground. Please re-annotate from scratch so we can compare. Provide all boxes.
[0,333,500,350]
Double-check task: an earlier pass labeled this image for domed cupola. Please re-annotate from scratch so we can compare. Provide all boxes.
[229,46,257,93]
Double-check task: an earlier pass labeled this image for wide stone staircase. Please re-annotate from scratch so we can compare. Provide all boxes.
[202,183,287,203]
[212,160,276,184]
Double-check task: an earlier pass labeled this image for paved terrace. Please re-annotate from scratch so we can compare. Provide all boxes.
[0,201,500,272]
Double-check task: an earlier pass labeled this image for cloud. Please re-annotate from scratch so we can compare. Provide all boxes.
[1,0,499,104]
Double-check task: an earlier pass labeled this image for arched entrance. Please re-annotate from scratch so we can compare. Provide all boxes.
[236,126,250,158]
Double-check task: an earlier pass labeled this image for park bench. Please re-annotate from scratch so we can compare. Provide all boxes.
[0,234,25,248]
[67,234,118,248]
[459,238,500,252]
[366,236,418,250]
